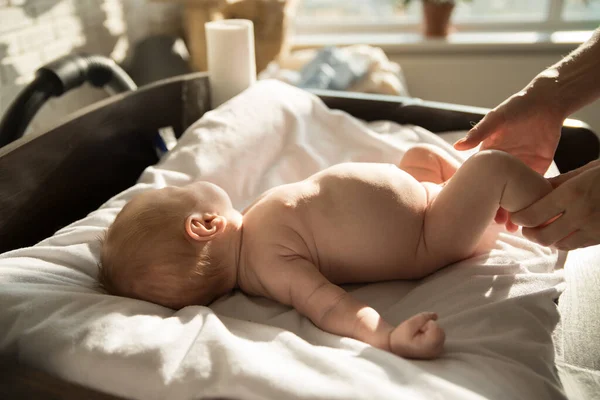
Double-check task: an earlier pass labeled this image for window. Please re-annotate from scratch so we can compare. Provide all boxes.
[295,0,600,35]
[563,0,600,20]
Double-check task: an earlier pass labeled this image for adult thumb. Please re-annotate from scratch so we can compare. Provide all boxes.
[454,111,500,150]
[547,173,571,189]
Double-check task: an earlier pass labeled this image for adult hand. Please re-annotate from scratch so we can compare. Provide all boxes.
[454,78,564,175]
[510,160,600,250]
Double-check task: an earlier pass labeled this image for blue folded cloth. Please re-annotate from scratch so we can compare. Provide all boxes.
[297,47,370,91]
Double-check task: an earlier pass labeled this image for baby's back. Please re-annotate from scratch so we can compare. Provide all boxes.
[244,163,432,284]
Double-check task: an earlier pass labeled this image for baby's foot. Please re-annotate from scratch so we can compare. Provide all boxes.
[389,312,445,359]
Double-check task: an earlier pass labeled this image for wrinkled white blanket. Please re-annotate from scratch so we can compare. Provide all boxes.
[0,81,567,400]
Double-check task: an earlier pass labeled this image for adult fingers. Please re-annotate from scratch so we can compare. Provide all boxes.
[521,212,574,246]
[520,192,600,246]
[547,174,570,189]
[548,160,600,188]
[453,111,501,150]
[510,190,565,228]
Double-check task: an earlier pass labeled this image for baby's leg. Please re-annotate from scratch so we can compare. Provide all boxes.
[420,150,553,272]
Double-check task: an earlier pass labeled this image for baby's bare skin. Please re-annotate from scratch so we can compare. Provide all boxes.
[101,146,553,360]
[238,146,552,359]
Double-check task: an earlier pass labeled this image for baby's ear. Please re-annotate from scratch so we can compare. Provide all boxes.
[185,214,227,242]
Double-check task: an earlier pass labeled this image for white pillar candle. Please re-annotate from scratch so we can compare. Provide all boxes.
[205,19,257,108]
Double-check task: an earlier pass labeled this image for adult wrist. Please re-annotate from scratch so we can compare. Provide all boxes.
[525,70,570,122]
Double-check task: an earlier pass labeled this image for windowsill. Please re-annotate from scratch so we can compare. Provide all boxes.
[291,30,594,55]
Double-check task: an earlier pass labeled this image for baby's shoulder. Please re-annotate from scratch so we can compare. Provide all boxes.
[244,185,309,249]
[245,183,305,216]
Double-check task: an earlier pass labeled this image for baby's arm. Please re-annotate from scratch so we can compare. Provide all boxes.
[399,144,461,183]
[268,257,445,359]
[421,150,553,272]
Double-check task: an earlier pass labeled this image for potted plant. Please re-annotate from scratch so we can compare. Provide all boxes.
[399,0,470,38]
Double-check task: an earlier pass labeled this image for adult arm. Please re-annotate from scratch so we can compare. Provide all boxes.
[454,28,600,175]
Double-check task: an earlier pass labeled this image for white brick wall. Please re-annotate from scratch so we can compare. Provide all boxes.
[0,0,182,136]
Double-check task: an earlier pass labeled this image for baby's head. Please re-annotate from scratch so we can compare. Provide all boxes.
[99,182,242,309]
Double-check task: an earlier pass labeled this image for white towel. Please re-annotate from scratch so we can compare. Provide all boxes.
[0,80,567,400]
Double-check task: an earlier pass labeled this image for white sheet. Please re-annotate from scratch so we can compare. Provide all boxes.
[554,245,600,400]
[0,80,567,400]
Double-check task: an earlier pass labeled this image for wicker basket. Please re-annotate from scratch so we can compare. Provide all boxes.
[151,0,297,73]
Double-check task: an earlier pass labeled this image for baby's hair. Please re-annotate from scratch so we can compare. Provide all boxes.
[98,194,231,309]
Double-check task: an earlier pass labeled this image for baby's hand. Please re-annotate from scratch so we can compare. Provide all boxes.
[389,312,445,359]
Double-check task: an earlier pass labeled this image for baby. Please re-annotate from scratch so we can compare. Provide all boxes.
[99,145,552,360]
